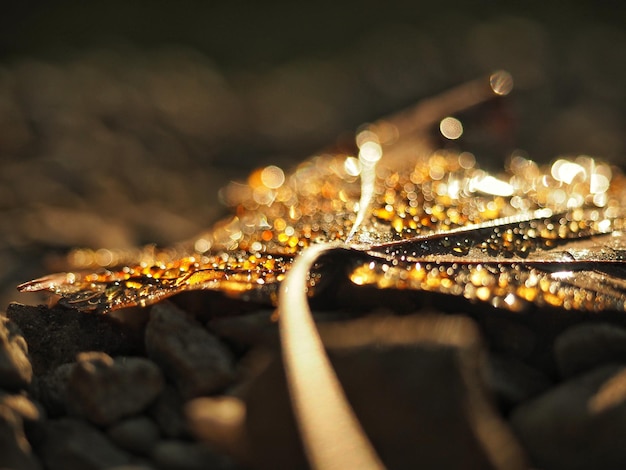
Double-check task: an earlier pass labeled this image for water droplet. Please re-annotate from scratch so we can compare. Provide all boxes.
[439,117,463,140]
[261,165,285,189]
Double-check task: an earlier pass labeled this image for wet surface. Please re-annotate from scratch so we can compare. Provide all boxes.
[1,4,626,469]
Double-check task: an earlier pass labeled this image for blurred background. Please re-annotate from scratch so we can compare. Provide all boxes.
[1,1,625,308]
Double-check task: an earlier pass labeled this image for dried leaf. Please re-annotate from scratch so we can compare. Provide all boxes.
[18,74,626,314]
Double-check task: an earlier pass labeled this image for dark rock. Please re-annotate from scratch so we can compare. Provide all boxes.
[145,302,235,399]
[186,396,246,458]
[208,310,277,347]
[209,309,352,348]
[151,439,236,470]
[39,418,132,470]
[476,313,537,361]
[149,384,188,439]
[487,354,552,411]
[6,303,143,374]
[190,312,528,470]
[107,416,161,456]
[38,362,75,417]
[554,322,626,378]
[0,393,42,470]
[1,392,43,423]
[0,313,33,390]
[67,352,164,426]
[510,364,626,470]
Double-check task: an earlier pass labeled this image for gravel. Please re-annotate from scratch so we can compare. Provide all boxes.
[67,352,164,426]
[6,290,626,468]
[145,302,236,399]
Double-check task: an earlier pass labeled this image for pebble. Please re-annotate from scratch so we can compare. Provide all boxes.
[487,353,552,411]
[476,313,537,361]
[510,364,626,470]
[1,392,46,445]
[0,314,33,390]
[107,416,161,456]
[148,384,188,439]
[554,322,626,378]
[40,418,132,470]
[208,310,277,347]
[186,396,246,457]
[145,302,236,399]
[0,393,42,470]
[67,352,164,426]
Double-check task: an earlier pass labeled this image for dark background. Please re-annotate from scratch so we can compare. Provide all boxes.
[1,1,625,307]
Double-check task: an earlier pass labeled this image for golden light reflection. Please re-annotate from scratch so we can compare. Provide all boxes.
[355,129,379,147]
[551,159,586,184]
[348,131,384,242]
[194,237,211,253]
[590,173,610,194]
[261,165,286,189]
[358,140,383,164]
[344,156,361,177]
[439,116,463,140]
[489,70,514,96]
[469,174,515,197]
[18,73,626,318]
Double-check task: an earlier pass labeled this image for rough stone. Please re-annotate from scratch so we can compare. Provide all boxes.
[191,312,528,470]
[67,352,164,426]
[0,313,33,390]
[38,362,75,417]
[487,354,552,411]
[145,302,235,399]
[554,322,626,378]
[0,393,42,470]
[6,303,142,374]
[208,310,277,347]
[511,364,626,470]
[1,392,42,422]
[149,384,188,439]
[107,416,161,456]
[39,418,132,470]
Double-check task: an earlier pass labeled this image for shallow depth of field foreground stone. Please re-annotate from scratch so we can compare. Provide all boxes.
[188,313,528,469]
[5,296,626,469]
